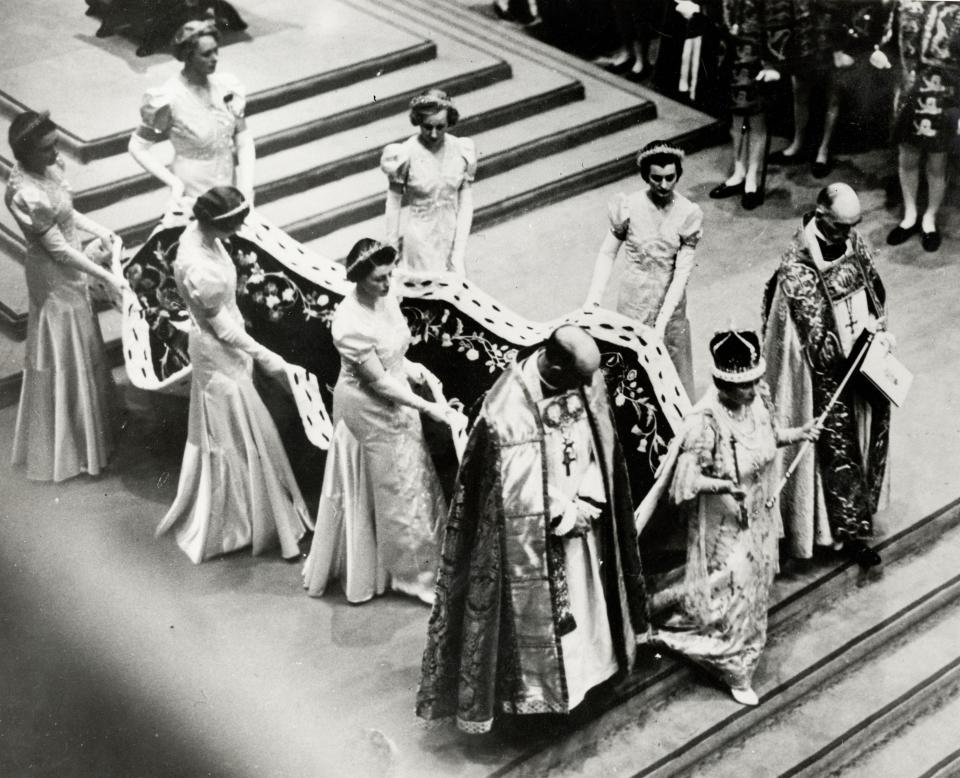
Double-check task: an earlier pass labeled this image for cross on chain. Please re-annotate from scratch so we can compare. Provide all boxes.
[843,298,859,337]
[562,436,577,477]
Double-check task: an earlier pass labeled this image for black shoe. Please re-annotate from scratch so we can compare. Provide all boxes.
[493,2,521,21]
[626,66,651,83]
[606,57,638,76]
[921,229,942,252]
[742,190,764,210]
[811,159,832,178]
[886,223,920,245]
[768,149,804,166]
[709,181,744,199]
[847,540,882,568]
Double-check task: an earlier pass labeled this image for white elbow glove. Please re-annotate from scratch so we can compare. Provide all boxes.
[208,308,286,375]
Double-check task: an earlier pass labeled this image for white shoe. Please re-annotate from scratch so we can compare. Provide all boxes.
[730,686,759,706]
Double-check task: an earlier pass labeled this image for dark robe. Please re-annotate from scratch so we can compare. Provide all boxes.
[762,220,890,558]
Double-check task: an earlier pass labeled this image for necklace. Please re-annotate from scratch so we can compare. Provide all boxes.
[720,402,757,437]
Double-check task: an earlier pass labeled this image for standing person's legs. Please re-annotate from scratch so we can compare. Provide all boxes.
[814,76,841,175]
[898,143,920,228]
[595,0,637,69]
[921,151,947,251]
[726,117,748,187]
[771,74,812,161]
[743,112,767,207]
[887,143,922,245]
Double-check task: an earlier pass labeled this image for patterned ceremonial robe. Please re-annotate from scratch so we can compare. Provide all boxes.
[697,0,829,115]
[416,360,648,733]
[762,218,890,559]
[882,1,960,152]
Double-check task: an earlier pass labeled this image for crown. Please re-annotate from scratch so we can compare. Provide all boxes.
[709,329,765,383]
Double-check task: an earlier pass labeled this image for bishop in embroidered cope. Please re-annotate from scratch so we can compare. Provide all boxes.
[416,326,648,734]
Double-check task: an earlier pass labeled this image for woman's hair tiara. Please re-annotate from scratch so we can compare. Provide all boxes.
[409,92,455,112]
[636,142,686,166]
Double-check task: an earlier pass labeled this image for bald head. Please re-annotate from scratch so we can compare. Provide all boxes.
[816,182,861,223]
[538,325,601,392]
[815,182,862,246]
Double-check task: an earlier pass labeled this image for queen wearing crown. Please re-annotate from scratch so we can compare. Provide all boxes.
[636,329,818,706]
[584,140,702,401]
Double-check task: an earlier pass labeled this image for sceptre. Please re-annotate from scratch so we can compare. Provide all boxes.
[764,331,875,509]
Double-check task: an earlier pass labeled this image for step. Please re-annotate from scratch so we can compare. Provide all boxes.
[67,36,507,203]
[0,40,438,171]
[261,97,656,245]
[82,51,512,245]
[306,114,722,260]
[497,500,960,777]
[0,248,28,334]
[0,69,584,326]
[71,56,580,214]
[687,595,960,777]
[836,689,960,778]
[246,42,508,160]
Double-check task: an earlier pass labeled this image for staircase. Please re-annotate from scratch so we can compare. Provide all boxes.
[492,498,960,778]
[0,0,722,404]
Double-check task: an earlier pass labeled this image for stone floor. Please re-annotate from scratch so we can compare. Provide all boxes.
[2,137,959,777]
[2,2,960,776]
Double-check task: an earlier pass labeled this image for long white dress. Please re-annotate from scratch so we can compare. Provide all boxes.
[607,190,702,400]
[157,224,311,563]
[380,134,476,273]
[302,291,446,602]
[137,71,246,202]
[5,160,116,482]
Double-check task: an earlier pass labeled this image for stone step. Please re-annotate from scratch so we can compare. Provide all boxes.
[72,51,511,245]
[839,692,960,778]
[261,98,657,244]
[686,591,960,777]
[0,249,28,334]
[0,65,583,328]
[0,96,716,353]
[0,39,438,170]
[306,112,721,261]
[0,0,444,164]
[70,56,580,214]
[498,499,960,777]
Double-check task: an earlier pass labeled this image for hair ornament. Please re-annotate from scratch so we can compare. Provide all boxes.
[347,241,386,272]
[636,142,686,166]
[173,16,218,53]
[409,92,455,112]
[9,110,52,153]
[210,199,249,222]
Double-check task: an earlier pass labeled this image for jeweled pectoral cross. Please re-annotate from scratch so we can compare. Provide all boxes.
[562,436,577,477]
